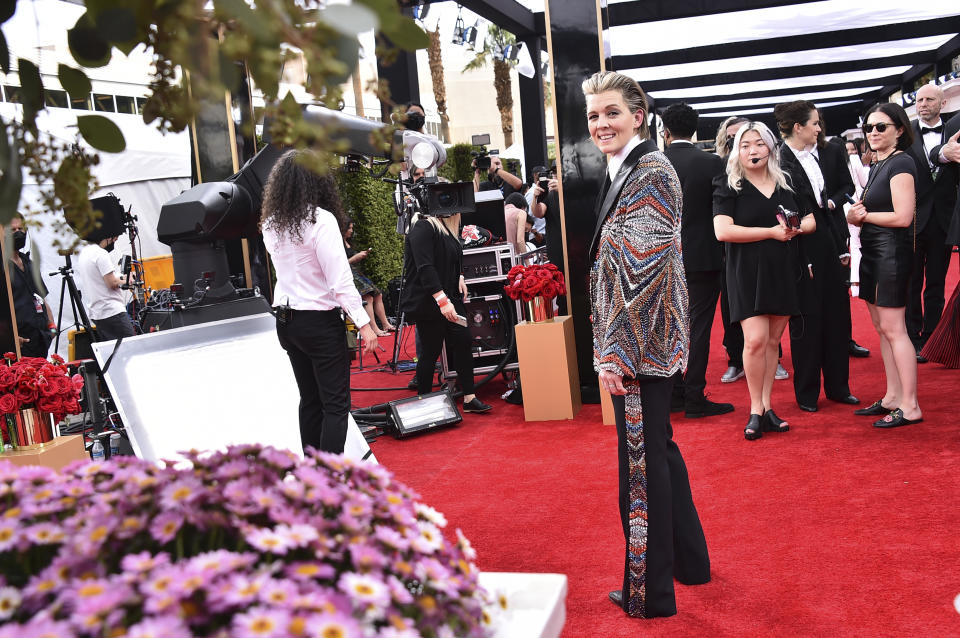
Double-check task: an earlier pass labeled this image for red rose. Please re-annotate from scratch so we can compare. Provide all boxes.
[0,369,14,391]
[15,385,37,404]
[50,354,64,364]
[63,398,81,415]
[71,374,85,391]
[37,396,62,414]
[3,353,16,361]
[0,394,18,414]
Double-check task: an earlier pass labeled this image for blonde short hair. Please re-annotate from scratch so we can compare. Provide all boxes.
[726,121,792,193]
[581,71,650,139]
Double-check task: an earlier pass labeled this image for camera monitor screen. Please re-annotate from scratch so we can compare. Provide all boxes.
[471,189,506,242]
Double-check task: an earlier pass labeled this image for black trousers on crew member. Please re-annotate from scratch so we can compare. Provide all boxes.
[906,221,953,348]
[94,311,136,341]
[789,265,852,406]
[414,303,475,396]
[679,270,721,404]
[719,258,744,368]
[275,309,350,454]
[611,376,710,618]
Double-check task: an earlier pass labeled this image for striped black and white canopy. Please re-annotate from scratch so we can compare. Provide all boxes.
[450,0,960,135]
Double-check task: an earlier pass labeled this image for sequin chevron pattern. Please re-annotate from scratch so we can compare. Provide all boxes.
[623,386,648,617]
[590,151,689,380]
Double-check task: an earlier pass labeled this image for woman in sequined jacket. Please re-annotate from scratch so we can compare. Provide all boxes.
[582,71,710,620]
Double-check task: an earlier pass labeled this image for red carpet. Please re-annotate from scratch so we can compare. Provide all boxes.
[354,262,960,637]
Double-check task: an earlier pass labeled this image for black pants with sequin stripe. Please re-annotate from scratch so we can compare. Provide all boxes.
[611,376,711,618]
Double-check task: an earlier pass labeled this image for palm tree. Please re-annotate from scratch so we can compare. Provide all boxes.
[426,27,451,141]
[462,25,517,148]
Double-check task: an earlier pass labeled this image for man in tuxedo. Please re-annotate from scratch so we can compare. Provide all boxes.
[662,103,734,419]
[906,84,959,360]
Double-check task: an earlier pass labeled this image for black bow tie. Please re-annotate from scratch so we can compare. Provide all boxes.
[921,124,943,134]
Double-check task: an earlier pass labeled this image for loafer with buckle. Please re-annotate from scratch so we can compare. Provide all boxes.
[873,408,923,428]
[854,400,890,416]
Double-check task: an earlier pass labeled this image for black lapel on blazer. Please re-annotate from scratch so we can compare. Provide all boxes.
[589,139,659,256]
[779,144,816,205]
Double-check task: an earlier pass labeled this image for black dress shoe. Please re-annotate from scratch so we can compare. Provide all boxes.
[798,403,818,412]
[827,394,860,405]
[685,398,735,418]
[608,590,623,608]
[848,340,870,358]
[873,408,923,428]
[463,398,492,413]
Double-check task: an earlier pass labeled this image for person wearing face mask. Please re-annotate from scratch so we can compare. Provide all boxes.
[775,101,857,413]
[5,214,55,357]
[75,232,135,342]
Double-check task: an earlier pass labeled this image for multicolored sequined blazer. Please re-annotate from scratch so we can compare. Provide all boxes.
[590,145,689,379]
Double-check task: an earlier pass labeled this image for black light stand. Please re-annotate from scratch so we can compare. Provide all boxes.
[52,254,98,352]
[120,203,147,331]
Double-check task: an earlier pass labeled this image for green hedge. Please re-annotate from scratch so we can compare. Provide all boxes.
[439,143,475,182]
[336,170,404,291]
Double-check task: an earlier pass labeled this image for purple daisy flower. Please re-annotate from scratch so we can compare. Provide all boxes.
[231,605,291,638]
[304,611,364,638]
[148,510,184,544]
[126,616,192,638]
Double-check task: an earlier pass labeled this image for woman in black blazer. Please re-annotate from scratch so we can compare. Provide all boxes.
[399,214,491,413]
[775,100,856,412]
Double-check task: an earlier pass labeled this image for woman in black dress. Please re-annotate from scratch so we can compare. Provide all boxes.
[847,103,922,428]
[343,219,394,336]
[399,214,491,413]
[714,122,814,439]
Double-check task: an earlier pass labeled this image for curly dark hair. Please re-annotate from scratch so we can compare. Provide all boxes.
[260,150,346,242]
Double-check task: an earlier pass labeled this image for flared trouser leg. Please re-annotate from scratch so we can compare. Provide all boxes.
[611,376,710,618]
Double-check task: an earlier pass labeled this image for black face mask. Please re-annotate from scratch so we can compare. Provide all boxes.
[104,240,116,252]
[405,111,425,132]
[12,230,26,251]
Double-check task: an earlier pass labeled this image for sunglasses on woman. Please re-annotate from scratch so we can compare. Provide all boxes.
[862,122,891,133]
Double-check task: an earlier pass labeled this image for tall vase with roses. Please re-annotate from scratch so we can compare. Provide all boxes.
[0,353,84,450]
[503,263,566,322]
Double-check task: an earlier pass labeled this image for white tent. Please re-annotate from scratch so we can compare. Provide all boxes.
[2,104,191,360]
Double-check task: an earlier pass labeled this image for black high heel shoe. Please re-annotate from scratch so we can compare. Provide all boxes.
[761,409,789,433]
[744,414,763,440]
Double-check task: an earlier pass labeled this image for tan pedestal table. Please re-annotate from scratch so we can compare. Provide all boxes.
[514,315,581,421]
[2,435,87,470]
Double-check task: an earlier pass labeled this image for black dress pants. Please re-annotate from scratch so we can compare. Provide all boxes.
[719,258,744,368]
[682,270,721,404]
[414,308,475,396]
[611,376,710,618]
[906,221,952,348]
[790,271,852,405]
[275,309,350,454]
[95,311,136,341]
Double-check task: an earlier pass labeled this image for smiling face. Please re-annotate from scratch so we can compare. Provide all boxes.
[793,109,821,148]
[738,130,770,171]
[586,90,643,156]
[864,110,901,155]
[846,141,858,156]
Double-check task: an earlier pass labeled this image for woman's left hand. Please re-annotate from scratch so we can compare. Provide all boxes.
[846,202,868,226]
[458,275,468,297]
[599,369,626,395]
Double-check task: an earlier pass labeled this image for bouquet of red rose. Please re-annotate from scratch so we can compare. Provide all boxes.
[0,353,84,425]
[503,263,567,302]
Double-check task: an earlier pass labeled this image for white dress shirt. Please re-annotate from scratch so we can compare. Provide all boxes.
[920,119,943,169]
[791,144,825,208]
[262,207,370,329]
[608,135,642,180]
